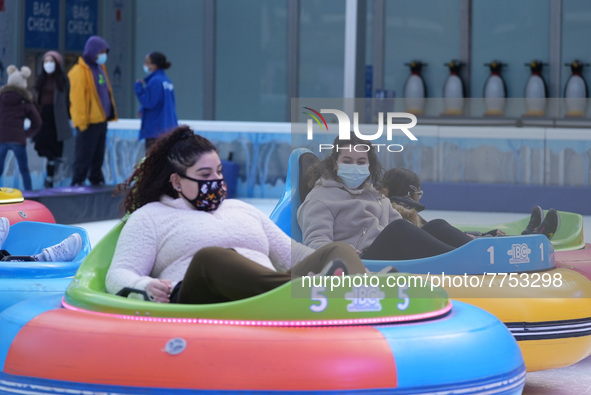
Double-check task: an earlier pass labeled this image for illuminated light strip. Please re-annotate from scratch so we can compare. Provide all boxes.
[0,367,525,395]
[62,299,452,327]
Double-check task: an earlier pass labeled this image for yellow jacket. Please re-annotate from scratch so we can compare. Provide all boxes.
[68,57,117,131]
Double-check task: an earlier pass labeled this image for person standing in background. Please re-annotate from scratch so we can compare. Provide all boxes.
[135,52,178,152]
[34,51,72,188]
[0,65,41,190]
[68,35,118,186]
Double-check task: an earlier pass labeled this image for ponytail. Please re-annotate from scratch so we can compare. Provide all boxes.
[148,51,171,70]
[117,125,217,213]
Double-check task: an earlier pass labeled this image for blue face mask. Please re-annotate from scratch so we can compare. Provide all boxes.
[337,163,370,189]
[96,53,108,65]
[143,64,151,74]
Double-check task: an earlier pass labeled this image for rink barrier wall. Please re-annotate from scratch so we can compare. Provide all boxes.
[3,120,591,213]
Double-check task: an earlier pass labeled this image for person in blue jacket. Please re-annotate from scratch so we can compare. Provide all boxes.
[135,52,178,152]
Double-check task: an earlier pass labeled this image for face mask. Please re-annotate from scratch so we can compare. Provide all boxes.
[337,163,370,189]
[179,176,227,212]
[143,64,151,74]
[43,61,56,74]
[96,53,108,65]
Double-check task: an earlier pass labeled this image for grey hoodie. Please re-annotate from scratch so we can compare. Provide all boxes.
[297,177,402,251]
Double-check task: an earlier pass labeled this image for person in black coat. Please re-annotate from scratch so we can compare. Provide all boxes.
[34,51,72,188]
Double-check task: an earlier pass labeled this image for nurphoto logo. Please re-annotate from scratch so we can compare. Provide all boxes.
[303,107,419,153]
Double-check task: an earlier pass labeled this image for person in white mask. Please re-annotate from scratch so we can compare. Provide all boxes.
[34,51,71,188]
[298,134,474,260]
[134,52,178,152]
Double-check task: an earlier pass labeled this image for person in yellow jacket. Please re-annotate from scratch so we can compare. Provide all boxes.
[68,35,117,186]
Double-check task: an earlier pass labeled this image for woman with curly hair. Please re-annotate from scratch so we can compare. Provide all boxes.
[106,125,366,304]
[297,135,474,260]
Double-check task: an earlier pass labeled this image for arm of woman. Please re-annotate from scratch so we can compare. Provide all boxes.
[297,197,336,250]
[258,210,313,272]
[105,210,160,295]
[65,78,71,119]
[25,103,42,138]
[134,77,163,110]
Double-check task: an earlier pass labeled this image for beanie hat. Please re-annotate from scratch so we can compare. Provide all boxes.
[43,50,63,66]
[6,65,31,89]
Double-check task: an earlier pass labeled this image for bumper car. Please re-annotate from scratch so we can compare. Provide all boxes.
[0,221,91,312]
[0,221,527,394]
[458,210,591,281]
[0,188,55,224]
[270,148,591,372]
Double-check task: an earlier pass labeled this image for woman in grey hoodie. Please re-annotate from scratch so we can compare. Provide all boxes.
[298,135,473,260]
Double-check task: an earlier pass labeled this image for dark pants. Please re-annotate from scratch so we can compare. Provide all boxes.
[0,249,36,261]
[0,143,32,190]
[71,122,107,186]
[174,242,365,304]
[35,105,64,161]
[45,160,58,188]
[361,219,473,261]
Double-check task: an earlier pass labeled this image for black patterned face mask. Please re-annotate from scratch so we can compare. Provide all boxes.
[179,175,227,212]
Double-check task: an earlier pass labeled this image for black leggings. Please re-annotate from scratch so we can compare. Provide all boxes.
[0,249,36,261]
[361,219,473,260]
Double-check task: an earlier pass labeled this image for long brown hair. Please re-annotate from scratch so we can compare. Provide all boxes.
[117,125,217,213]
[35,54,67,93]
[307,134,384,188]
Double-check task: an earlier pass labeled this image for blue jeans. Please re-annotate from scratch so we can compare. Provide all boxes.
[0,143,32,190]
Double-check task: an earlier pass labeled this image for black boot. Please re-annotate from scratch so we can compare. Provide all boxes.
[44,160,56,188]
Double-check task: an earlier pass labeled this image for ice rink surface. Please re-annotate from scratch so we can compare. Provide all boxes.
[72,198,591,394]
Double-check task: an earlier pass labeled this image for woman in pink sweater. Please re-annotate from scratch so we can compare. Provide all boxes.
[106,126,366,304]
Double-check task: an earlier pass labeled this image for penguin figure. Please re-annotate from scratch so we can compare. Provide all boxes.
[524,60,548,116]
[442,60,464,115]
[483,61,507,116]
[403,61,426,115]
[564,60,589,117]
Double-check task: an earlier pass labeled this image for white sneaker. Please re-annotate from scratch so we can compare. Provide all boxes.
[0,217,9,248]
[376,265,398,274]
[40,233,82,262]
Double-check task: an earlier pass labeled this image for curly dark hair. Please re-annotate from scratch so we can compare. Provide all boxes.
[381,167,421,197]
[307,134,384,188]
[117,125,217,213]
